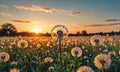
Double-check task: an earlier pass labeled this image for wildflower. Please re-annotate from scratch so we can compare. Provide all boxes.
[17,39,28,48]
[71,47,82,57]
[44,57,53,63]
[10,68,20,72]
[94,54,111,69]
[0,52,10,62]
[48,66,54,72]
[90,35,103,46]
[76,66,94,72]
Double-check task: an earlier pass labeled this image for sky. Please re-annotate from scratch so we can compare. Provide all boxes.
[0,0,120,33]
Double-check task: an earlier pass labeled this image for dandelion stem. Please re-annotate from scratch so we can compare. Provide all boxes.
[74,56,77,71]
[59,40,63,72]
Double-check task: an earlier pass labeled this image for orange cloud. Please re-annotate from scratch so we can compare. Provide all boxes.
[0,4,8,8]
[11,20,31,23]
[15,5,53,13]
[85,23,120,27]
[15,5,74,15]
[70,11,82,16]
[0,12,12,17]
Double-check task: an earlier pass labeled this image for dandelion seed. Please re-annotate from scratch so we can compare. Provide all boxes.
[0,52,10,62]
[94,54,111,69]
[71,47,82,57]
[17,40,28,48]
[76,66,94,72]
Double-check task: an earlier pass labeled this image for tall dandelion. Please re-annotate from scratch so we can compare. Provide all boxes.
[51,25,68,72]
[76,66,94,72]
[17,39,28,72]
[94,54,111,72]
[0,52,10,71]
[71,47,82,71]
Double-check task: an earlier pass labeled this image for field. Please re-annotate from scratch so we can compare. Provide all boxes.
[0,36,120,72]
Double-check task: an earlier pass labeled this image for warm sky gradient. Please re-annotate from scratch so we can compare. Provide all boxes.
[0,0,120,33]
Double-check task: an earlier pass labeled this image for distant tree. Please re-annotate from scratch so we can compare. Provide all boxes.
[81,30,87,36]
[76,31,81,36]
[0,23,17,36]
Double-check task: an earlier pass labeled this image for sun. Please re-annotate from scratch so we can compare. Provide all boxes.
[32,26,42,34]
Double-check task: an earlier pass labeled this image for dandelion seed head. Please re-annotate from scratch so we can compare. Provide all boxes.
[76,66,94,72]
[17,40,28,48]
[48,66,54,72]
[10,68,20,72]
[90,35,103,46]
[94,54,111,69]
[51,25,68,41]
[0,52,10,62]
[71,47,82,57]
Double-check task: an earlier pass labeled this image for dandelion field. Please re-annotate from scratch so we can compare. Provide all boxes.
[0,36,120,72]
[0,0,120,71]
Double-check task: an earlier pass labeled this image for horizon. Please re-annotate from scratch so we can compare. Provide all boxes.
[0,0,120,33]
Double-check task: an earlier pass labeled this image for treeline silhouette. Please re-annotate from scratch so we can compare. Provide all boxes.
[0,23,120,37]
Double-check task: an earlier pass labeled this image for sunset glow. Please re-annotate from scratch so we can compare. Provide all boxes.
[32,27,42,34]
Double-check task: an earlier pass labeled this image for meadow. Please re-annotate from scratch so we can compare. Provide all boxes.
[0,36,120,72]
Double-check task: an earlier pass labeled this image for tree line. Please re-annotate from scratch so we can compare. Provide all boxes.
[0,23,120,37]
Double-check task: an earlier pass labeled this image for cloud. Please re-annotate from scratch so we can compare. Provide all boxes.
[104,19,120,22]
[14,4,75,15]
[15,5,53,13]
[70,11,82,16]
[0,4,8,8]
[0,12,12,17]
[11,20,31,23]
[85,23,120,27]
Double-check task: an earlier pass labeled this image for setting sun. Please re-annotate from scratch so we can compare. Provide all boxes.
[32,26,42,34]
